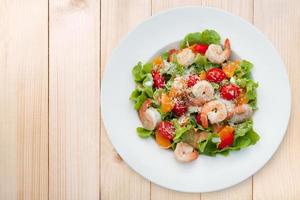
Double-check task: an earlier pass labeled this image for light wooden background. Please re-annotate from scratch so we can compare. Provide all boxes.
[0,0,299,199]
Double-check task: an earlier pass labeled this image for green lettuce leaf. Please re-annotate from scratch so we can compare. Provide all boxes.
[199,29,221,45]
[235,60,253,78]
[136,127,153,138]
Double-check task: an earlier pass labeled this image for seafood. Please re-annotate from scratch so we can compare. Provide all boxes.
[138,99,161,130]
[176,48,195,66]
[229,104,253,123]
[174,142,199,162]
[205,38,231,64]
[189,80,214,106]
[201,100,227,128]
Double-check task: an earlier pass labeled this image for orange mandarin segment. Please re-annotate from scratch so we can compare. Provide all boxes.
[199,71,207,80]
[235,91,249,105]
[222,61,239,78]
[161,93,173,113]
[155,130,172,149]
[152,56,163,67]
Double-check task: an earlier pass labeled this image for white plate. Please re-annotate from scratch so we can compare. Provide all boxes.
[101,7,291,193]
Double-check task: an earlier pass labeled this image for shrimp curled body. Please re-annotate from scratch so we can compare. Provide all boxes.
[174,142,199,162]
[201,100,227,128]
[205,39,231,64]
[189,80,214,106]
[229,104,253,123]
[138,99,161,130]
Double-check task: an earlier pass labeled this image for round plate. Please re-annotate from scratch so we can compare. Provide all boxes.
[101,7,291,193]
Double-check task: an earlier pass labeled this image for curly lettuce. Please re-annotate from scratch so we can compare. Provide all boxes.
[180,29,221,48]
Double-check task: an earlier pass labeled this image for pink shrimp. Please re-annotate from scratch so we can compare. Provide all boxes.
[205,38,231,64]
[138,99,161,130]
[200,100,227,128]
[229,104,253,123]
[174,142,199,162]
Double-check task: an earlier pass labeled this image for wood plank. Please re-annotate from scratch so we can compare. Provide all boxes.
[49,0,100,199]
[151,1,202,199]
[253,0,300,199]
[100,0,151,200]
[200,1,253,199]
[0,0,48,199]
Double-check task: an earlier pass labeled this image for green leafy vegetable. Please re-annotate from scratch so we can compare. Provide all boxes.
[136,127,153,138]
[161,51,169,61]
[199,29,221,45]
[143,62,152,73]
[236,78,258,100]
[132,62,146,82]
[235,120,253,138]
[235,60,253,78]
[182,32,202,47]
[173,124,193,143]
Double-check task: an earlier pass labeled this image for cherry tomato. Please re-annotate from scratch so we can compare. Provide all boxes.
[152,70,165,89]
[193,44,209,55]
[187,75,199,87]
[168,49,177,62]
[157,121,175,140]
[172,100,187,117]
[218,126,235,149]
[206,68,227,83]
[220,84,241,100]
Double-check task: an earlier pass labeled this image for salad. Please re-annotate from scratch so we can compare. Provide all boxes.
[130,29,260,162]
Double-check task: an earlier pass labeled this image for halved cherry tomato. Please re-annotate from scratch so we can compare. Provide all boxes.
[187,75,199,87]
[152,70,165,89]
[157,121,175,140]
[206,68,227,83]
[172,100,187,117]
[161,93,173,113]
[220,84,240,100]
[193,44,209,55]
[168,49,177,62]
[222,61,239,78]
[218,126,235,149]
[199,71,207,80]
[155,130,172,148]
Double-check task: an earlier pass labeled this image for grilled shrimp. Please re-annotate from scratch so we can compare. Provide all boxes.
[172,77,187,92]
[219,99,235,119]
[174,142,199,162]
[200,100,227,128]
[139,99,161,130]
[176,48,195,67]
[205,38,231,64]
[189,80,214,106]
[229,104,253,123]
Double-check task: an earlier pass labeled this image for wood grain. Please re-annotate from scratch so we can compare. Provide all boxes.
[100,0,151,200]
[0,0,48,199]
[49,0,100,199]
[253,0,300,199]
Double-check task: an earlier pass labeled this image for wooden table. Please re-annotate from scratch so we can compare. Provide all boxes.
[0,0,299,199]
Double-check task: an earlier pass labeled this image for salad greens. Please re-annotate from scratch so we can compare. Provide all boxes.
[130,29,260,162]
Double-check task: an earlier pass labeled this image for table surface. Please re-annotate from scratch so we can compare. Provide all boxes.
[0,0,299,199]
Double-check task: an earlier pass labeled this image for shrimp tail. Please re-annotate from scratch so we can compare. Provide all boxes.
[224,38,231,60]
[200,113,208,129]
